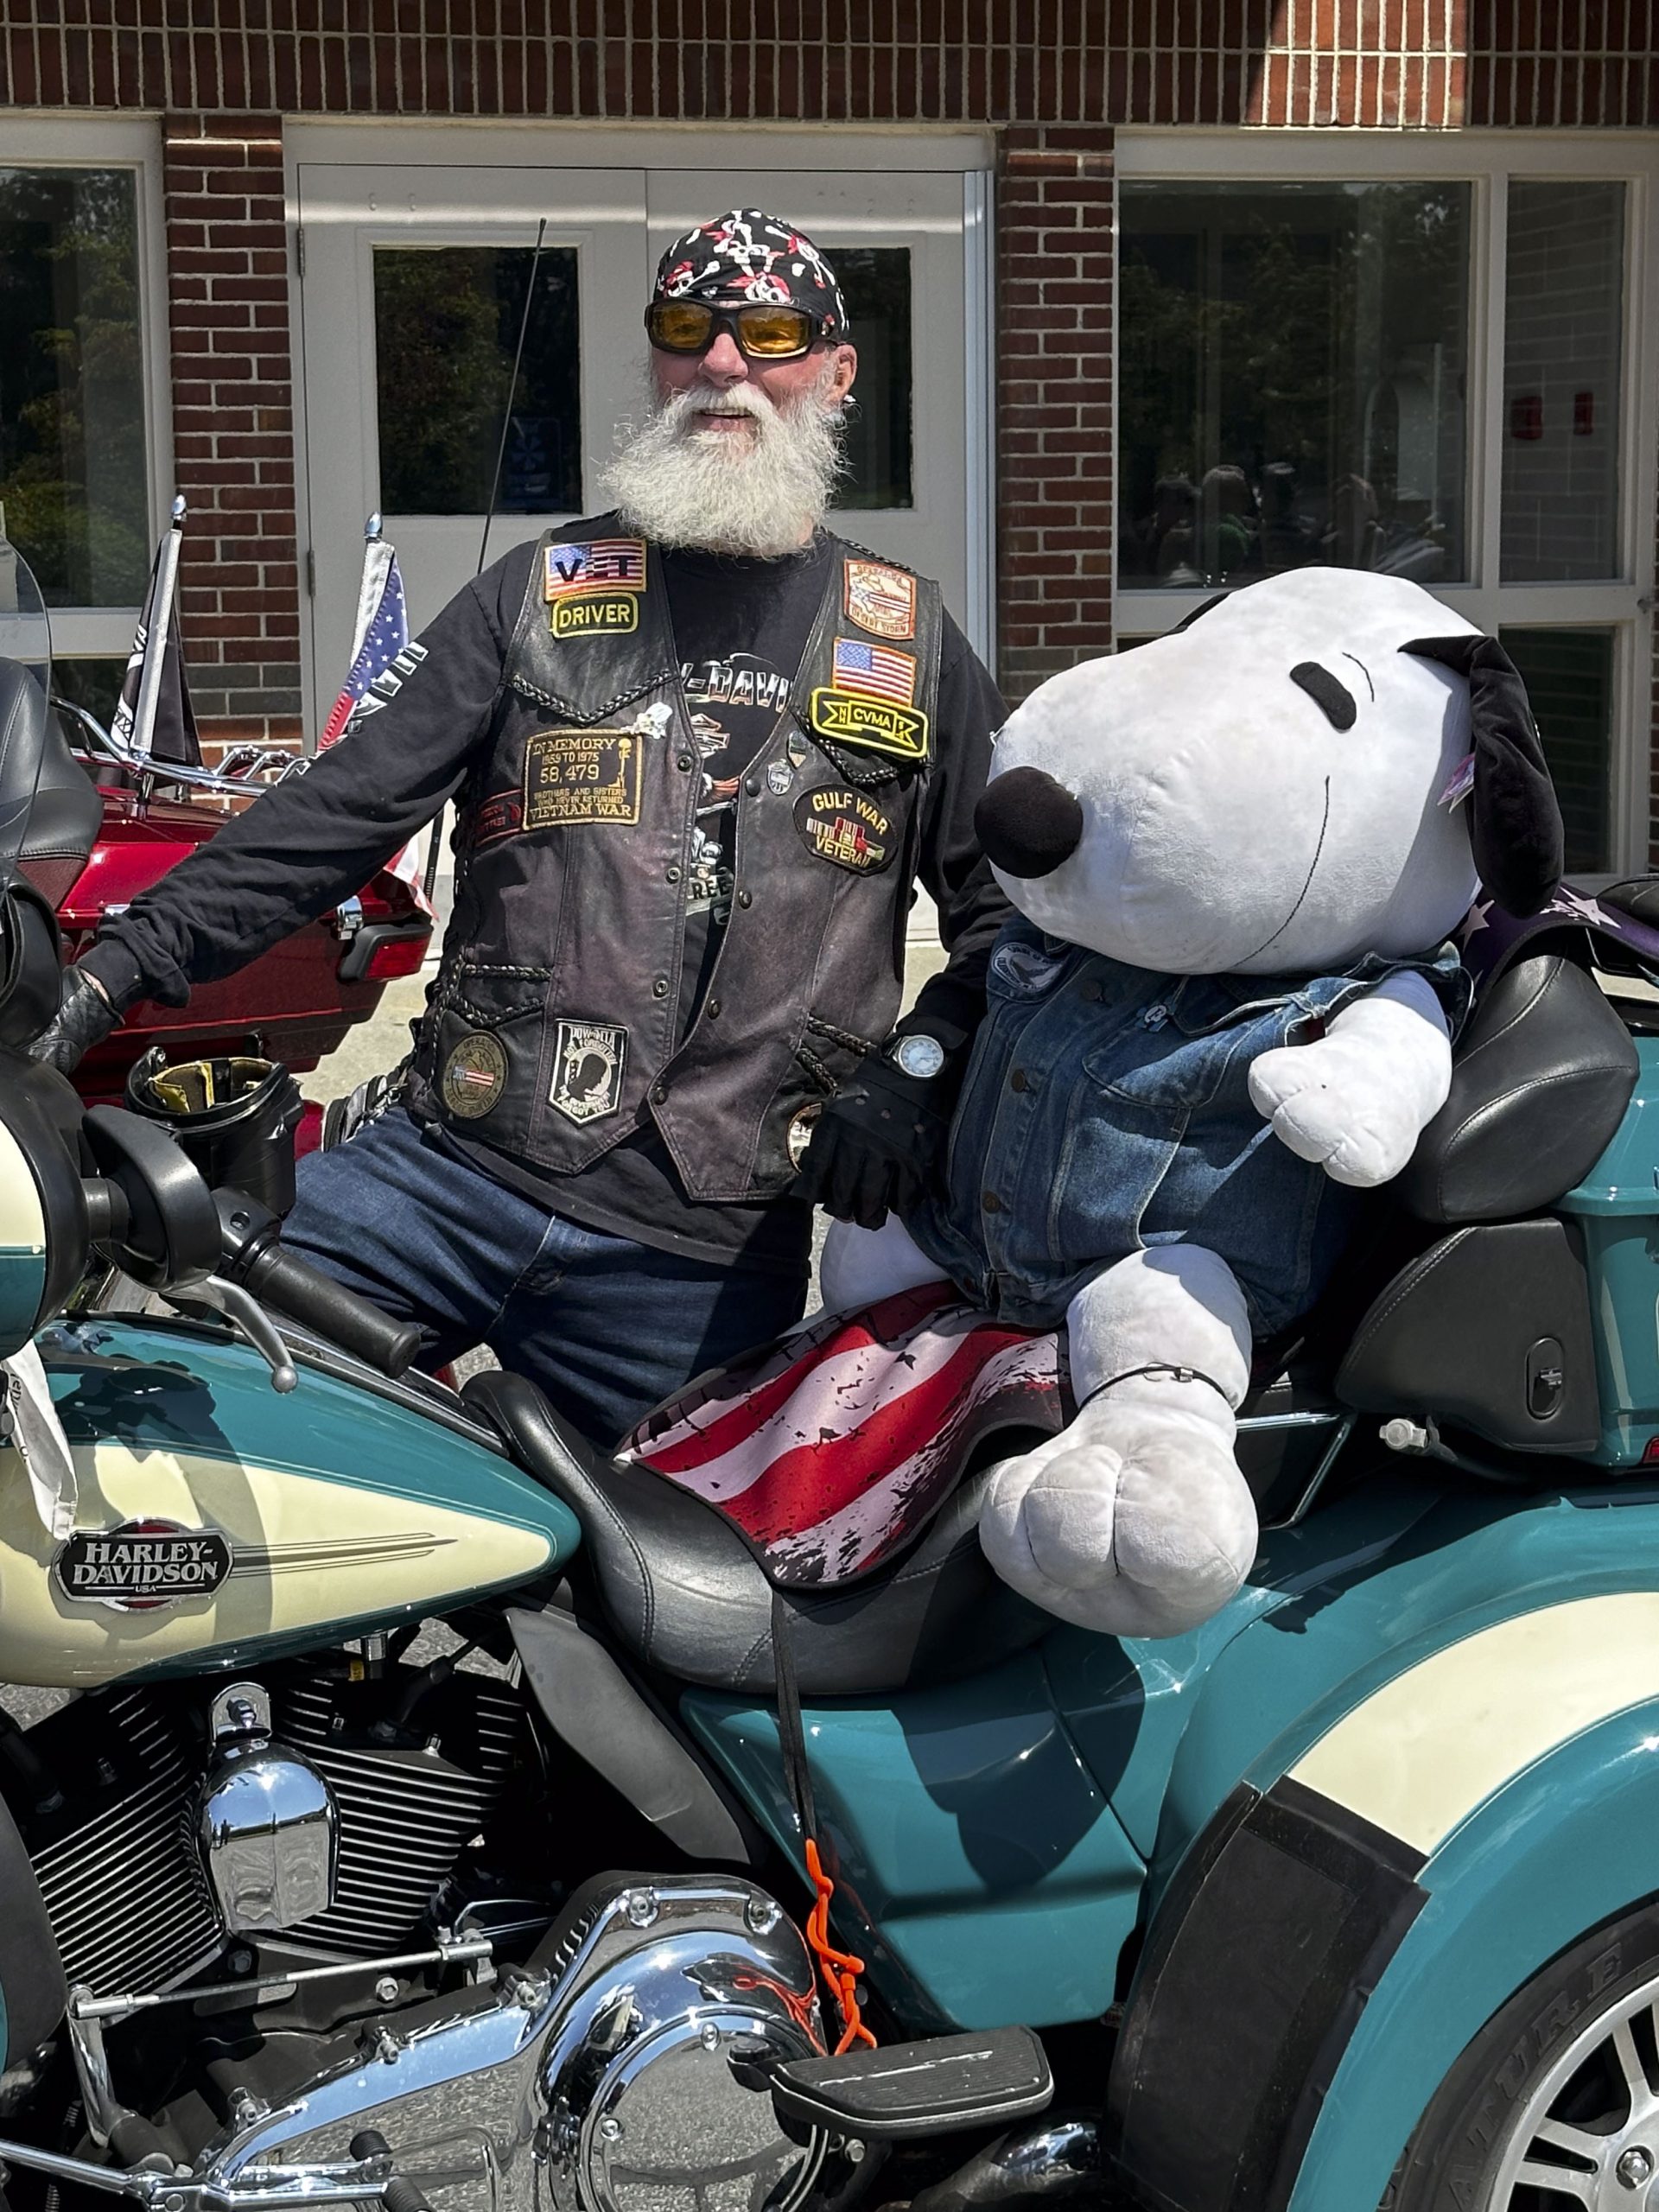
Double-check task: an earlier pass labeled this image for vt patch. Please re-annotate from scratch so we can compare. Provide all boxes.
[810,688,930,765]
[550,1020,626,1125]
[442,1030,508,1118]
[524,730,643,828]
[844,559,917,640]
[543,537,646,597]
[795,785,895,874]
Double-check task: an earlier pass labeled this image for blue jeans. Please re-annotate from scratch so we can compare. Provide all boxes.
[282,1108,806,1448]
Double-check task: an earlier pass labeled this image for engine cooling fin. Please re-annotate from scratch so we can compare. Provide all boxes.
[272,1670,525,1955]
[29,1690,220,1998]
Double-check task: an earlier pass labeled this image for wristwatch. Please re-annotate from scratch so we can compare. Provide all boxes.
[889,1033,946,1080]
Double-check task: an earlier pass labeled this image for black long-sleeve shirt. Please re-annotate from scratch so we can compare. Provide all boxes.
[83,536,1011,1274]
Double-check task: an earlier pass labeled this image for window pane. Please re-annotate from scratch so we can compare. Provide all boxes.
[1119,181,1470,589]
[1501,181,1624,582]
[374,245,582,516]
[0,168,148,608]
[833,246,912,510]
[52,654,125,729]
[1499,626,1613,873]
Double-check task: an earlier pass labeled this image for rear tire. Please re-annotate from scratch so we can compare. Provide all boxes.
[1383,1897,1659,2209]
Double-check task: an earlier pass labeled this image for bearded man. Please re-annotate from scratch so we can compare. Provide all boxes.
[35,210,1009,1446]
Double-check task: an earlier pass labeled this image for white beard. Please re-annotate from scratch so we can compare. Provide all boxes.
[602,365,847,558]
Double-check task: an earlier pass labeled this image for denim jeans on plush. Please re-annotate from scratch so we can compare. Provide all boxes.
[906,918,1469,1337]
[282,1108,806,1448]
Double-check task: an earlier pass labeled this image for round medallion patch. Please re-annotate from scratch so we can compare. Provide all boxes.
[442,1031,508,1119]
[794,785,895,874]
[787,1104,823,1168]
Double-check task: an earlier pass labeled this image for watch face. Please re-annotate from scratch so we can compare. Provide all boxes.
[894,1033,946,1080]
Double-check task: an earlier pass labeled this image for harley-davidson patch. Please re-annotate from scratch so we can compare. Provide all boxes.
[795,785,894,873]
[442,1030,507,1118]
[550,1021,626,1124]
[55,1520,232,1611]
[524,731,642,828]
[550,594,639,639]
[543,538,646,599]
[809,688,930,765]
[843,559,917,640]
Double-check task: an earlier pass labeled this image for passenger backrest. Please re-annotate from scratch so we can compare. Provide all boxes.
[1395,949,1637,1225]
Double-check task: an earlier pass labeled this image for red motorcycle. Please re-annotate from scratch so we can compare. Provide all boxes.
[37,698,431,1144]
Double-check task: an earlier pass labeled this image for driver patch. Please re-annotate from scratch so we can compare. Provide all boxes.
[442,1031,507,1118]
[795,785,894,874]
[550,1021,626,1125]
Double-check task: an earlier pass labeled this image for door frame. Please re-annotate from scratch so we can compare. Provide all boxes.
[283,119,997,742]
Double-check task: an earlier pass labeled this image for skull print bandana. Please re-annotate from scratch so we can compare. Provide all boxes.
[652,208,849,337]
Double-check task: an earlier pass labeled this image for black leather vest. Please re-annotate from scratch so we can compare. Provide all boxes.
[408,516,944,1204]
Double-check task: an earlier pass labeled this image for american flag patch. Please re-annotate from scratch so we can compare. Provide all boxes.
[833,637,918,706]
[543,537,647,598]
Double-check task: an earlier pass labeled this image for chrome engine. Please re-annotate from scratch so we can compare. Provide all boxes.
[2,1655,530,1996]
[213,1873,830,2212]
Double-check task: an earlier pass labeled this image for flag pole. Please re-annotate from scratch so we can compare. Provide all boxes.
[130,495,186,766]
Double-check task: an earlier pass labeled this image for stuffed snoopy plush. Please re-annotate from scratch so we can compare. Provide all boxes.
[822,569,1563,1639]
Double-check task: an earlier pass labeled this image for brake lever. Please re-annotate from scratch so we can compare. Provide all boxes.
[171,1274,298,1394]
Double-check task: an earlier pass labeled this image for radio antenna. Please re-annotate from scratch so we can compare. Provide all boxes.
[476,218,548,577]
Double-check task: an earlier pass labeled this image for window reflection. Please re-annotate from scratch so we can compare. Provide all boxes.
[0,168,148,607]
[374,245,582,516]
[1502,181,1625,583]
[834,246,913,510]
[1500,626,1613,874]
[1119,181,1470,589]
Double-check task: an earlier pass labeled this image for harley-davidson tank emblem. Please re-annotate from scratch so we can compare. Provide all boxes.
[54,1520,232,1611]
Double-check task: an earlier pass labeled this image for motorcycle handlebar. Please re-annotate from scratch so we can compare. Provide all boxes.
[215,1191,423,1380]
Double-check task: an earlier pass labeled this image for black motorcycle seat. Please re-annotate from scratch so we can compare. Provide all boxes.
[1395,948,1637,1224]
[0,667,101,908]
[461,1369,1050,1695]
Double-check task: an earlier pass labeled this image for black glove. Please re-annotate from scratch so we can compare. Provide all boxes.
[796,1049,953,1231]
[26,966,118,1074]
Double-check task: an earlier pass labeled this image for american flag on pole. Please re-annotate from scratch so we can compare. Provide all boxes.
[619,1283,1065,1587]
[321,531,435,915]
[832,637,918,707]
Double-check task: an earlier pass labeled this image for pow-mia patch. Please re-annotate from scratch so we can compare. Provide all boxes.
[442,1031,508,1119]
[810,688,930,765]
[524,731,642,828]
[550,594,639,639]
[795,785,894,874]
[844,559,917,640]
[550,1021,626,1125]
[990,937,1069,998]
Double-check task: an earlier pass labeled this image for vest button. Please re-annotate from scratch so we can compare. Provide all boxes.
[665,865,682,883]
[677,753,693,772]
[1078,978,1103,1002]
[982,1191,1004,1214]
[744,777,761,797]
[736,888,753,908]
[652,977,668,998]
[1009,1068,1029,1092]
[652,1083,669,1104]
[707,999,721,1019]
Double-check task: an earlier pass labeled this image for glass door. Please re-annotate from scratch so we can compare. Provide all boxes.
[294,163,650,723]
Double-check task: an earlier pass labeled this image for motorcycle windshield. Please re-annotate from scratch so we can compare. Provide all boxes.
[0,537,53,705]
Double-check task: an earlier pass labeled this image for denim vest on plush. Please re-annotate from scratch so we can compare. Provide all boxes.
[906,915,1470,1336]
[405,515,944,1203]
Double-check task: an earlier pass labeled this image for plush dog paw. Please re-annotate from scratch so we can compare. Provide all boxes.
[978,1402,1258,1639]
[1248,1033,1424,1186]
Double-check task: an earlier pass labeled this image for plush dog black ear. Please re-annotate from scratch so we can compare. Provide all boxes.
[1402,633,1564,918]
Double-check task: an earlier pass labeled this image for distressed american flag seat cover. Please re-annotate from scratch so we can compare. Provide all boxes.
[618,1281,1067,1590]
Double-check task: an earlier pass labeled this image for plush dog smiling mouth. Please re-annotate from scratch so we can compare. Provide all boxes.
[1234,774,1332,970]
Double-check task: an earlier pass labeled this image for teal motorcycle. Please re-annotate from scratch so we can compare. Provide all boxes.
[2,568,1659,2212]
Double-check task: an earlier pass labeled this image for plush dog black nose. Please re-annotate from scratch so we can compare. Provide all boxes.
[975,766,1084,879]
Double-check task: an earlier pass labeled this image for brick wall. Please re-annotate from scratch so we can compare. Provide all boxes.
[996,125,1114,702]
[164,114,303,750]
[2,0,1655,728]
